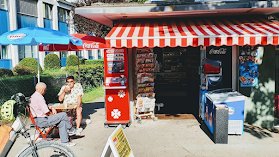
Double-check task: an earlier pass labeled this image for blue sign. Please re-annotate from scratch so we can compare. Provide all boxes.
[239,46,259,87]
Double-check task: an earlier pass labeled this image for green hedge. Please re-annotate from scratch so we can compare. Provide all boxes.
[85,58,104,65]
[0,68,14,77]
[65,64,104,89]
[66,55,78,66]
[13,65,37,76]
[0,65,104,107]
[0,74,68,107]
[19,58,43,74]
[0,76,35,106]
[40,74,67,103]
[44,54,61,70]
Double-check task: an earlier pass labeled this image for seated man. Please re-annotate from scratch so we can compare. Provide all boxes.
[29,82,76,146]
[58,76,84,133]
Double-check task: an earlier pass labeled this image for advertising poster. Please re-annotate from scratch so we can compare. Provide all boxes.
[239,46,260,87]
[104,48,128,87]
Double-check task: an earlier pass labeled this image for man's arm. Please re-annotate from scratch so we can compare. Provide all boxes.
[58,86,67,102]
[58,90,66,102]
[77,95,82,106]
[47,106,57,115]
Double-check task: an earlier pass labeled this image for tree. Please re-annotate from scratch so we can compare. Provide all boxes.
[70,0,130,38]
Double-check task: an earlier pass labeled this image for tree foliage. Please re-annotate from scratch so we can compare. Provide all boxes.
[72,0,130,38]
[18,58,42,74]
[44,54,61,70]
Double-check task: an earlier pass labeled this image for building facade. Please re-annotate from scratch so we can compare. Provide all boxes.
[0,0,103,69]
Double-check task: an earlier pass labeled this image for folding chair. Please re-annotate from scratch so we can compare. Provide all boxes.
[26,107,53,141]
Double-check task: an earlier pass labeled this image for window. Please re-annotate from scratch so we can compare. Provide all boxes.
[17,0,37,17]
[58,7,69,22]
[88,50,94,59]
[0,0,7,10]
[1,45,8,59]
[77,51,83,59]
[60,51,67,58]
[98,49,101,59]
[43,3,52,20]
[18,45,37,60]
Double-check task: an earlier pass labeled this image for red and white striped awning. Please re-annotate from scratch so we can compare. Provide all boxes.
[105,18,279,48]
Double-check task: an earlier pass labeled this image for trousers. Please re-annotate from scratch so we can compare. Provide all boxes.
[34,112,72,143]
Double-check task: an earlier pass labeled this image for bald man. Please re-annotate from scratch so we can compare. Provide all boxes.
[29,82,76,146]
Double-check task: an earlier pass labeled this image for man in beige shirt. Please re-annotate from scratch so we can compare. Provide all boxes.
[58,76,84,133]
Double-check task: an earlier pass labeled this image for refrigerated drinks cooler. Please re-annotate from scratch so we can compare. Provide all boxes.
[204,89,245,135]
[199,89,207,120]
[104,48,130,128]
[199,58,222,120]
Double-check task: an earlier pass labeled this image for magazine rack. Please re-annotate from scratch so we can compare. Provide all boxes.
[134,97,157,123]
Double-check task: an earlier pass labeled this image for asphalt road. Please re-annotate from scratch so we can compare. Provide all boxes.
[7,97,279,157]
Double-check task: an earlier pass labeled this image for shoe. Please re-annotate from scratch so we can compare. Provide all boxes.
[85,119,91,124]
[68,129,76,136]
[76,128,83,134]
[62,142,76,147]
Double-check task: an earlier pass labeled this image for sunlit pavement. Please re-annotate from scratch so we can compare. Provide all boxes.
[8,97,279,157]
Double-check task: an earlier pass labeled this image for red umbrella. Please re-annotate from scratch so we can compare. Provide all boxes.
[39,33,107,51]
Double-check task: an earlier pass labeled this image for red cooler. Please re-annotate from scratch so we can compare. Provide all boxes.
[104,48,130,128]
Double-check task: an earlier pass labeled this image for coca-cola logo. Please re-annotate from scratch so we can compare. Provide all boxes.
[83,42,99,49]
[43,44,50,51]
[209,48,226,55]
[7,33,27,41]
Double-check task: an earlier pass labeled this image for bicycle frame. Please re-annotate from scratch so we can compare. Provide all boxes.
[0,117,39,157]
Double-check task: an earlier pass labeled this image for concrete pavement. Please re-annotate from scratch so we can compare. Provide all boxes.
[7,97,279,157]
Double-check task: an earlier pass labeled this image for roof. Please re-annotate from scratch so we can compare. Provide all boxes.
[75,1,279,27]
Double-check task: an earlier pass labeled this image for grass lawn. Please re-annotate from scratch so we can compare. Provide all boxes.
[82,86,104,103]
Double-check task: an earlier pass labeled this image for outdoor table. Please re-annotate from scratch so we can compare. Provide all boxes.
[48,103,77,125]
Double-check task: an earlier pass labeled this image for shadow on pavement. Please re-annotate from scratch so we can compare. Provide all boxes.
[82,101,104,119]
[244,124,273,139]
[199,121,214,143]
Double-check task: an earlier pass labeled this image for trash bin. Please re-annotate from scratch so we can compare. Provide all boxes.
[214,104,228,144]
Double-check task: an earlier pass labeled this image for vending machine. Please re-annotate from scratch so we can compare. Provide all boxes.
[199,58,222,120]
[104,48,130,128]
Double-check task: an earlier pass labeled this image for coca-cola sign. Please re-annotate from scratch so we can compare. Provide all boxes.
[43,44,50,51]
[83,42,99,49]
[209,48,226,55]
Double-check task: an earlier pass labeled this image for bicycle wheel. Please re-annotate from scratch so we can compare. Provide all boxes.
[16,141,76,157]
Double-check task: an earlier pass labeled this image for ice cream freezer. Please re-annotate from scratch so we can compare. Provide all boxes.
[204,89,245,135]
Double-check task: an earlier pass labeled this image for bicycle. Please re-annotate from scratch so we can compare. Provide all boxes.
[1,116,77,157]
[0,93,77,157]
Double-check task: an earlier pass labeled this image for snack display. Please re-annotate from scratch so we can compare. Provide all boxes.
[136,48,157,98]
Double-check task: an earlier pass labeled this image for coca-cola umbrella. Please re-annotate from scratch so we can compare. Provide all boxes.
[39,34,107,82]
[39,33,107,51]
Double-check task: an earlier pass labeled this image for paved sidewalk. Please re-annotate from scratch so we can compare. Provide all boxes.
[8,97,279,157]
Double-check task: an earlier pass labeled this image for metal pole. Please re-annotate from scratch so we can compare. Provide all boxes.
[77,52,80,83]
[37,43,40,83]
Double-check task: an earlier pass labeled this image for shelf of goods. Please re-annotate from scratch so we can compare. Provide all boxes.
[135,48,158,123]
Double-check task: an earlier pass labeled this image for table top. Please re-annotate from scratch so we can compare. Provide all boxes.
[48,103,76,110]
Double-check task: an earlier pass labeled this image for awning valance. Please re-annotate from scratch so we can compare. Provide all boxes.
[105,18,279,48]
